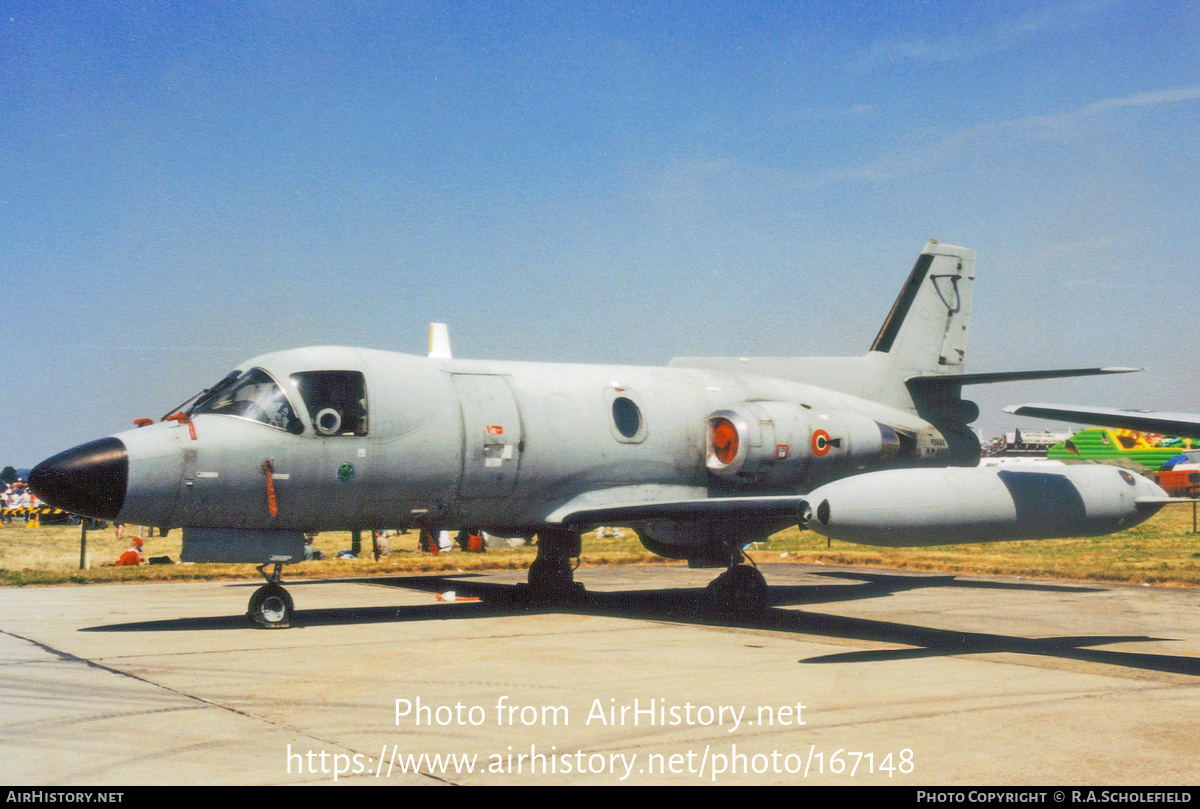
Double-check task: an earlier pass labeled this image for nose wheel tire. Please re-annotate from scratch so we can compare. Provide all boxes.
[248,582,294,628]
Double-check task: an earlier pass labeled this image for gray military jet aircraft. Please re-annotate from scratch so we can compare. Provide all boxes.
[29,241,1170,627]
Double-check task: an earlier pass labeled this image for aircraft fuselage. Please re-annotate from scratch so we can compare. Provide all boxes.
[103,346,944,541]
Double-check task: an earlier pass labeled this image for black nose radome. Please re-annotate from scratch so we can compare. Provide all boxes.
[29,437,128,520]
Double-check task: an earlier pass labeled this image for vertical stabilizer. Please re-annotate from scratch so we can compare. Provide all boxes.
[869,241,978,464]
[668,240,978,426]
[869,240,974,380]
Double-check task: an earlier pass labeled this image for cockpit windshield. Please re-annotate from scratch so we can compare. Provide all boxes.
[189,368,303,434]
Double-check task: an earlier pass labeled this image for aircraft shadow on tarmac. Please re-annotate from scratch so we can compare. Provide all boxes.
[81,567,1200,678]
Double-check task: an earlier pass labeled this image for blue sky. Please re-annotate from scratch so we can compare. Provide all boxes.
[3,0,1198,467]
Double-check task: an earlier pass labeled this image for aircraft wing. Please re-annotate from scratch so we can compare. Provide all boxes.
[1004,403,1200,440]
[546,494,809,526]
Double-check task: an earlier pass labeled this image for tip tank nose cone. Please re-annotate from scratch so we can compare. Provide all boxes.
[28,437,128,520]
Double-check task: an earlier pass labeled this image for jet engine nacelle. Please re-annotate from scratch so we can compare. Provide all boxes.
[706,401,900,486]
[799,463,1168,546]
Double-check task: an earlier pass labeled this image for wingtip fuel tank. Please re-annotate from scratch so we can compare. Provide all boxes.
[798,463,1169,547]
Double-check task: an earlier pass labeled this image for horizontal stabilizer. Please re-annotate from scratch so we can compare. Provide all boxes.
[1005,403,1200,440]
[910,366,1140,389]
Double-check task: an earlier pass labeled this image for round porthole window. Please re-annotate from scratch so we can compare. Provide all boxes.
[612,397,642,439]
[315,407,342,436]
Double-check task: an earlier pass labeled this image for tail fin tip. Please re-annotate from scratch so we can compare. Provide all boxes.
[869,241,975,374]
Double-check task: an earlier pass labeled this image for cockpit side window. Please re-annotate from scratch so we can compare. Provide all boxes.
[290,371,368,436]
[190,368,303,434]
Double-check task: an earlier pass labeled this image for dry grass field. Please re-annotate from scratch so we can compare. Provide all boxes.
[2,504,1199,588]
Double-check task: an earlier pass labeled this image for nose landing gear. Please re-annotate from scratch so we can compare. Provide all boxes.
[248,562,294,628]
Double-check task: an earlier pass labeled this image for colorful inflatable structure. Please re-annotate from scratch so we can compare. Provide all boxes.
[1046,428,1195,471]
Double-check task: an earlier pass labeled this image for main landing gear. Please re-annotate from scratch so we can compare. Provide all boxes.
[248,562,294,628]
[516,527,586,605]
[702,551,768,620]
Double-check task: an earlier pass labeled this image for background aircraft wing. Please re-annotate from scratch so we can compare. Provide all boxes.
[1004,403,1200,440]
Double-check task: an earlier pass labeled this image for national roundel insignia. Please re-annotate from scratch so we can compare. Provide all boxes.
[811,429,832,457]
[337,463,355,482]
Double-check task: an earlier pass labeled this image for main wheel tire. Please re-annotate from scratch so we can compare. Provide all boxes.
[524,556,585,603]
[727,565,767,619]
[702,574,734,618]
[703,566,767,620]
[528,555,570,590]
[248,583,293,628]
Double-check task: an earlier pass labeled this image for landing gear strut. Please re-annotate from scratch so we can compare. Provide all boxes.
[248,562,294,628]
[516,528,586,604]
[702,550,768,620]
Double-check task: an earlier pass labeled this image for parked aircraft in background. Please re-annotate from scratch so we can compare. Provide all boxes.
[29,241,1168,627]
